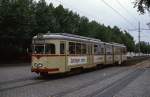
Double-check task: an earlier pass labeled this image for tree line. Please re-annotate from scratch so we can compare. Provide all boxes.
[0,0,149,61]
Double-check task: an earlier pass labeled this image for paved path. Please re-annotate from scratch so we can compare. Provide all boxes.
[0,60,150,97]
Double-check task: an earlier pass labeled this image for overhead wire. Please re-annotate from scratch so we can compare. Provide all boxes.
[51,0,132,29]
[116,1,150,32]
[116,0,150,33]
[52,0,148,33]
[107,0,150,42]
[128,28,150,42]
[101,0,136,29]
[50,0,150,43]
[116,0,138,21]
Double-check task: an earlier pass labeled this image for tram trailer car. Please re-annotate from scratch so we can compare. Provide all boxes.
[31,33,127,75]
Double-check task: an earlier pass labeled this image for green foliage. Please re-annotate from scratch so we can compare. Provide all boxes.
[1,0,148,60]
[134,0,150,13]
[136,41,150,53]
[121,31,135,51]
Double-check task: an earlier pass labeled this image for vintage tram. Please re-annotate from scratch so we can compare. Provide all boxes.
[31,33,127,75]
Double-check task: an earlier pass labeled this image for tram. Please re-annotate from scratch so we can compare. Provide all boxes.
[31,33,127,75]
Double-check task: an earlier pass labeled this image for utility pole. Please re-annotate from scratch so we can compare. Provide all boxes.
[128,21,150,56]
[138,21,141,56]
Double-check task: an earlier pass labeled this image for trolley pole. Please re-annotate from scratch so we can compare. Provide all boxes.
[138,21,141,56]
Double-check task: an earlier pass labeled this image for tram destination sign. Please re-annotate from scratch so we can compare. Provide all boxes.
[33,39,45,44]
[68,56,87,65]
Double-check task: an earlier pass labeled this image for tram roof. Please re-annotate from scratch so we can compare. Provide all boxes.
[110,42,126,47]
[33,33,126,47]
[104,42,126,47]
[33,33,103,43]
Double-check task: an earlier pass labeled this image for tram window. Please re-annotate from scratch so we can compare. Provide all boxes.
[119,48,122,54]
[87,44,91,54]
[123,48,126,54]
[114,47,118,54]
[94,45,98,54]
[121,47,126,54]
[101,47,104,54]
[76,43,81,54]
[106,46,112,55]
[94,45,101,55]
[45,44,55,54]
[114,47,116,54]
[81,44,86,54]
[91,45,93,54]
[34,45,44,54]
[118,48,121,54]
[98,45,104,55]
[69,42,75,54]
[60,43,65,54]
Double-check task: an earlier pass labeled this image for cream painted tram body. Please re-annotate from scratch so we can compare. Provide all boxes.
[31,33,127,75]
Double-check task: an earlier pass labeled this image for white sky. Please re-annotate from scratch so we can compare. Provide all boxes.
[42,0,150,43]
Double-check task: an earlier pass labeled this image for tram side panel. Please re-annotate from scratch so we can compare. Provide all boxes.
[113,46,122,64]
[45,40,66,73]
[105,44,113,64]
[46,55,66,73]
[93,44,105,65]
[93,55,105,65]
[67,56,88,69]
[113,46,127,64]
[66,41,90,71]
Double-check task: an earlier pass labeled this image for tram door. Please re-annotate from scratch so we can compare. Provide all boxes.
[105,45,113,64]
[88,44,93,66]
[60,41,67,71]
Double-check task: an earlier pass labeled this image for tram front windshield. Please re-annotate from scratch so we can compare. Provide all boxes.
[33,43,56,54]
[33,45,44,54]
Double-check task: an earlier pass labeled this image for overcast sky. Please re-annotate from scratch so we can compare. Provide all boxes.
[42,0,150,43]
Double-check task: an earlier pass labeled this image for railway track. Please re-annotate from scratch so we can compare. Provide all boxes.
[0,66,127,92]
[0,57,149,96]
[51,69,145,97]
[51,68,129,97]
[0,76,37,85]
[86,68,145,97]
[0,78,47,92]
[0,59,136,92]
[50,59,148,97]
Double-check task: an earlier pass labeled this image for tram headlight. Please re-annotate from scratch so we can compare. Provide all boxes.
[38,63,43,67]
[34,63,43,67]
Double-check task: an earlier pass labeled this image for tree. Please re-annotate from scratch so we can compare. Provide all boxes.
[136,41,150,53]
[0,0,145,61]
[134,0,150,13]
[77,16,89,36]
[122,31,135,52]
[35,0,51,34]
[111,26,123,43]
[0,0,36,60]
